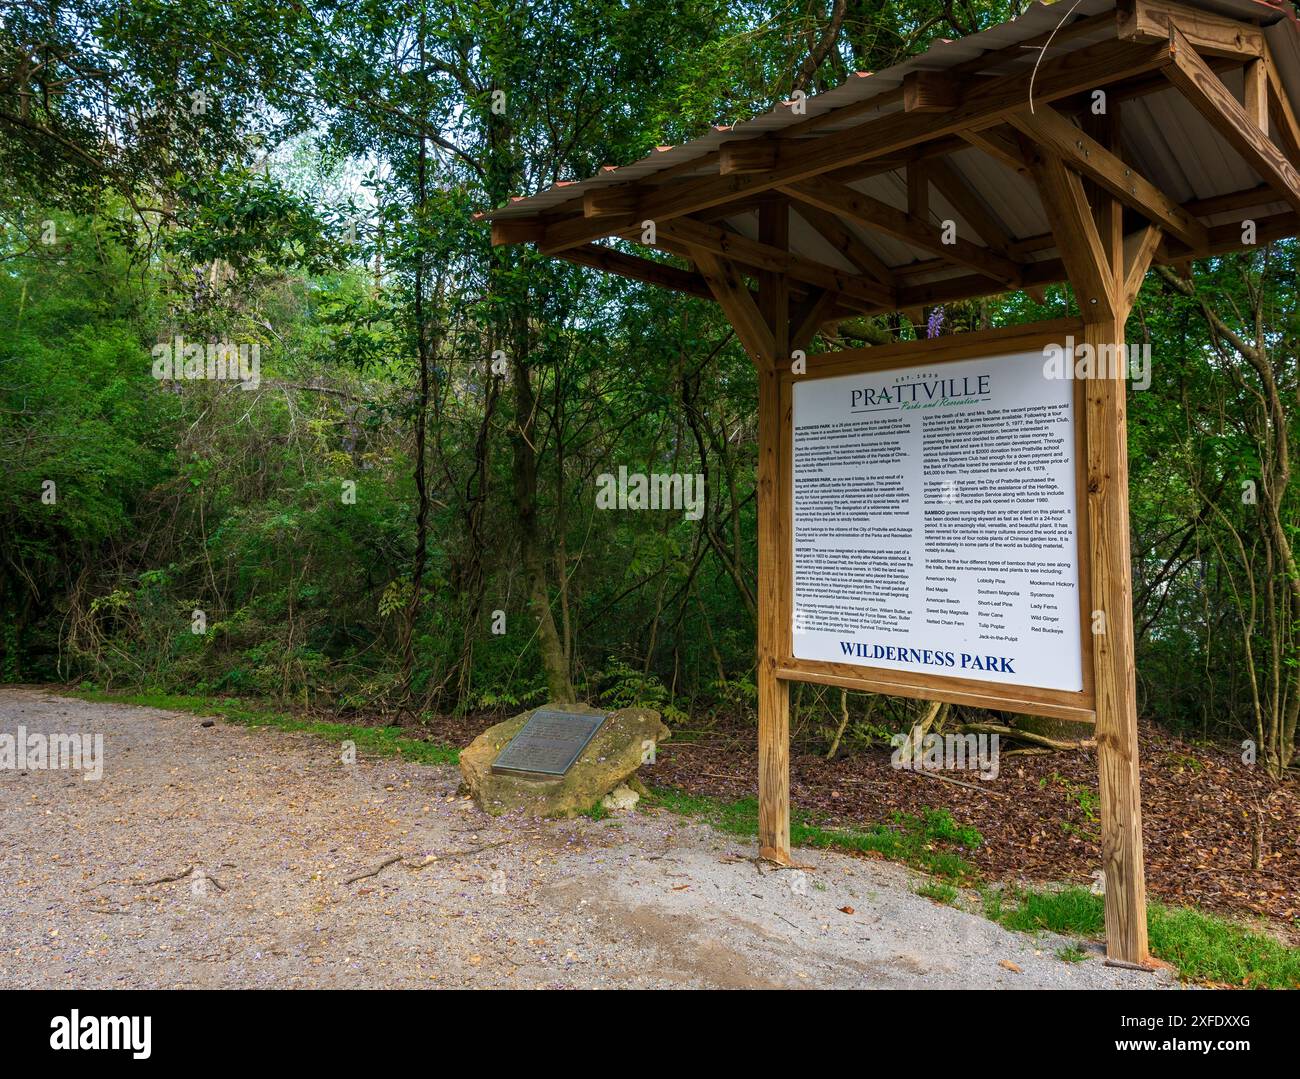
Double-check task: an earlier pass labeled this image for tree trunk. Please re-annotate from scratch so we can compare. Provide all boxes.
[509,337,574,703]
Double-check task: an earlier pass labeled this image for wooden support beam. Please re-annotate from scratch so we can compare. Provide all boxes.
[1184,182,1275,217]
[656,215,893,307]
[720,141,779,176]
[790,201,895,287]
[1007,105,1207,248]
[899,274,1019,308]
[556,244,714,300]
[583,186,640,218]
[491,219,544,245]
[1243,57,1269,135]
[1263,45,1300,162]
[1118,0,1264,60]
[1121,223,1163,309]
[538,211,638,254]
[902,70,959,112]
[1026,140,1118,320]
[691,250,775,363]
[781,176,1022,285]
[755,202,791,865]
[959,127,1034,178]
[790,288,840,354]
[1087,106,1125,294]
[1164,27,1300,214]
[926,157,1014,255]
[908,161,930,221]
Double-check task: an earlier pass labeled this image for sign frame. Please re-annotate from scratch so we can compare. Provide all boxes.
[775,318,1097,724]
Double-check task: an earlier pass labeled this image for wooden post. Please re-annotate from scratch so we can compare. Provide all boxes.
[1033,103,1152,965]
[757,202,792,864]
[1083,314,1149,967]
[1085,109,1150,967]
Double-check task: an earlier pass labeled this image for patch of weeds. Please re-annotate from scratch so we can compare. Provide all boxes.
[644,788,981,882]
[1161,751,1204,774]
[1039,772,1100,839]
[1056,945,1088,964]
[582,801,610,821]
[985,885,1300,988]
[914,881,959,905]
[70,689,459,765]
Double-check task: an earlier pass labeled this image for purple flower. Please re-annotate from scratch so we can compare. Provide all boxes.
[926,306,945,339]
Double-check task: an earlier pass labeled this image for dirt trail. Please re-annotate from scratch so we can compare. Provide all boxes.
[0,688,1177,989]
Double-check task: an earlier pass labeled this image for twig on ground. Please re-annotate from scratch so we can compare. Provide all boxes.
[138,865,195,886]
[908,769,1008,798]
[342,855,403,885]
[342,840,513,884]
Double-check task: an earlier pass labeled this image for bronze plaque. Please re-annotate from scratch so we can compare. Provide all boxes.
[490,709,608,778]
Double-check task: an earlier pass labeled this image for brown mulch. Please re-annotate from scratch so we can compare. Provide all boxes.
[379,706,1300,931]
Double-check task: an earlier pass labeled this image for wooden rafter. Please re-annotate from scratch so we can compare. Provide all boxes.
[889,207,1299,314]
[1263,45,1300,162]
[1025,142,1117,320]
[1007,105,1207,249]
[557,244,714,299]
[781,175,1021,285]
[788,200,895,286]
[1118,0,1264,60]
[655,215,894,307]
[1164,26,1300,214]
[958,127,1034,178]
[907,160,930,220]
[691,249,775,364]
[1122,223,1163,310]
[925,157,1014,255]
[790,288,840,353]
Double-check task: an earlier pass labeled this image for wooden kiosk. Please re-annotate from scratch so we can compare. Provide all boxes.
[486,0,1300,966]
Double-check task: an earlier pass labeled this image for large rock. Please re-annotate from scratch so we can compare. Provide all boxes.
[459,703,669,818]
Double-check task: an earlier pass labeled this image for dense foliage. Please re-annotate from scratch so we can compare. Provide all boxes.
[2,0,1297,773]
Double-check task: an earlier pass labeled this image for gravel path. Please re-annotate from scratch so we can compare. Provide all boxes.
[0,687,1178,989]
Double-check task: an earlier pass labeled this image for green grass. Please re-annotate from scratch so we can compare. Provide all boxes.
[70,688,460,765]
[983,886,1300,988]
[914,881,959,905]
[645,787,982,882]
[982,884,1104,935]
[1055,945,1088,964]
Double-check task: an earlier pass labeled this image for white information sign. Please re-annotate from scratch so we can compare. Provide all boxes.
[790,349,1083,693]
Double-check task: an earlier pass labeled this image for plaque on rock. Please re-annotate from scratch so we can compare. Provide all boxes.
[490,709,608,778]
